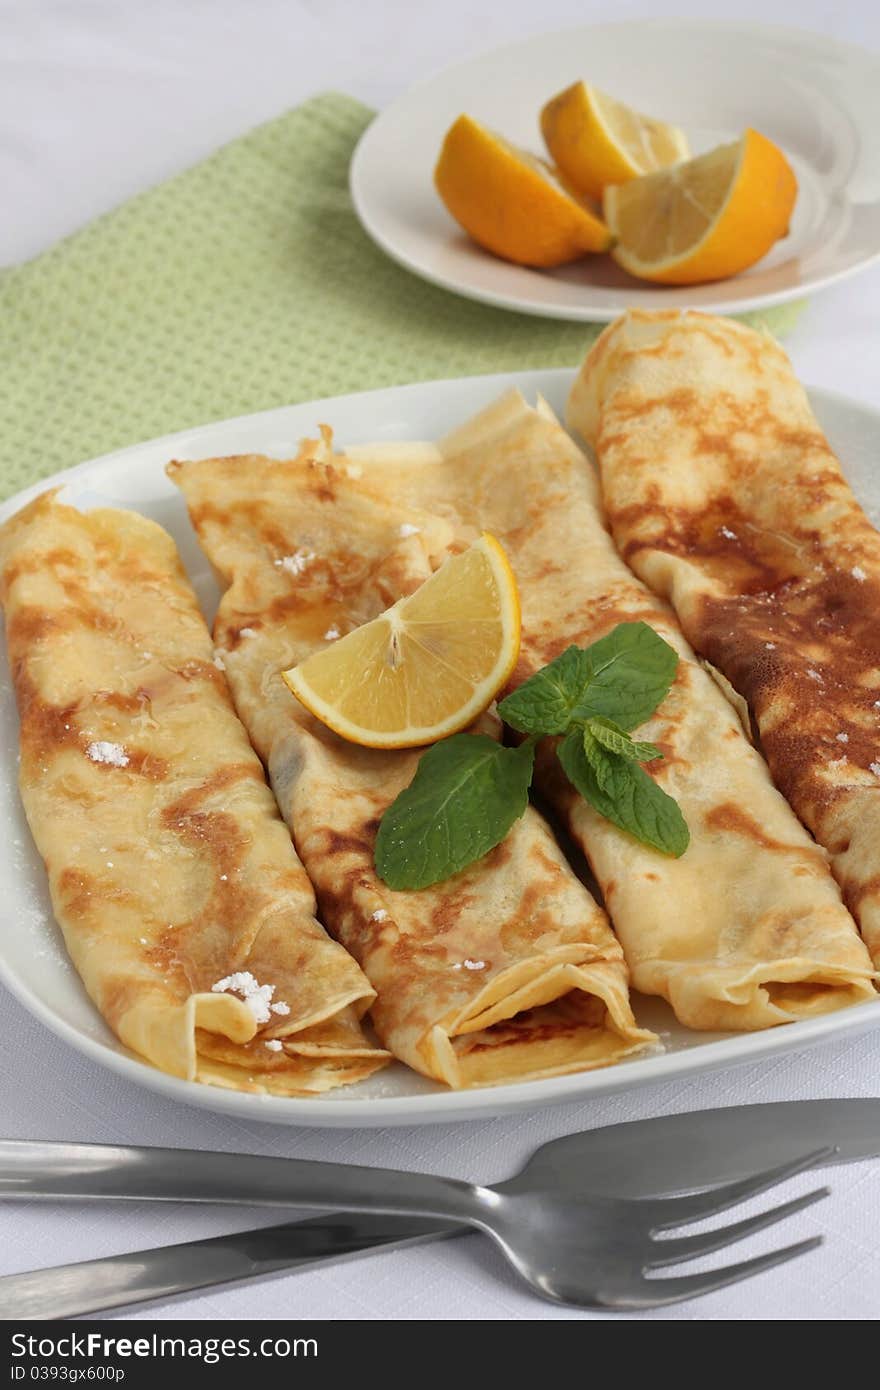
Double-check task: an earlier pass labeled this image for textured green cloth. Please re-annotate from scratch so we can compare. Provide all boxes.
[0,92,805,503]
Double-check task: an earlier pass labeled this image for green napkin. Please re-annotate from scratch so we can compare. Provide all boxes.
[0,92,804,503]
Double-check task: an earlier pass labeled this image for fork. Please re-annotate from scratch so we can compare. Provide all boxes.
[0,1139,831,1310]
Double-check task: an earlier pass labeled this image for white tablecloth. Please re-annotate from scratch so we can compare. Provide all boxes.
[2,0,879,1322]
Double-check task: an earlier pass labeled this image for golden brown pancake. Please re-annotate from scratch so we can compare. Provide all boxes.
[569,309,880,969]
[0,491,386,1094]
[169,444,654,1088]
[333,390,876,1029]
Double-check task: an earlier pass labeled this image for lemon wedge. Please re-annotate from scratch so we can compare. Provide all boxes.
[435,114,611,267]
[282,534,521,749]
[541,81,689,201]
[603,128,797,284]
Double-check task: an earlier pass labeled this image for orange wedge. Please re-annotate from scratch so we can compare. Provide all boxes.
[603,128,797,285]
[282,535,521,749]
[541,81,689,201]
[434,114,612,267]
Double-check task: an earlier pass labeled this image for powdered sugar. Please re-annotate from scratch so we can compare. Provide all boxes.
[264,1039,283,1053]
[323,625,341,641]
[398,523,421,538]
[275,549,315,576]
[85,741,129,768]
[211,971,290,1024]
[852,566,867,582]
[370,908,388,923]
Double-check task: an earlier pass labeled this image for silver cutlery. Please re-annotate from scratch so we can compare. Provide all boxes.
[0,1214,453,1320]
[0,1132,833,1313]
[4,1097,875,1206]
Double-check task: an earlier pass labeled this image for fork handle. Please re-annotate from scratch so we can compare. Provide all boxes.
[0,1213,455,1321]
[0,1140,480,1224]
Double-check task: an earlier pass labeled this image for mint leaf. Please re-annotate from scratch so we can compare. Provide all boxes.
[588,715,662,764]
[498,623,677,738]
[375,734,536,890]
[559,727,689,858]
[581,725,616,795]
[497,645,591,735]
[571,622,679,731]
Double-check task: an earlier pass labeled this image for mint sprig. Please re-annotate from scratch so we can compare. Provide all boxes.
[375,621,688,889]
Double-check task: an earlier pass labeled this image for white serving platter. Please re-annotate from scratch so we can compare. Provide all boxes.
[0,368,877,1126]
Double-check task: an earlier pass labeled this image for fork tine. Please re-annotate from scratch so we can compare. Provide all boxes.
[649,1146,835,1230]
[645,1186,829,1268]
[615,1237,823,1309]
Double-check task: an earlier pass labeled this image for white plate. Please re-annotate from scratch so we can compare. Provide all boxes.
[351,20,880,322]
[1,370,878,1127]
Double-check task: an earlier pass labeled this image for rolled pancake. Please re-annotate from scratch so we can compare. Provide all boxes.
[569,310,880,968]
[335,392,875,1029]
[169,448,653,1088]
[0,492,385,1094]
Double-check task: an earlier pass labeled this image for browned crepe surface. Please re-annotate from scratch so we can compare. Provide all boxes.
[169,446,654,1088]
[0,492,385,1094]
[569,309,880,969]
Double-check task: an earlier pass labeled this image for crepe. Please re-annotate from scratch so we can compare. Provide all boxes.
[0,491,386,1094]
[568,309,880,969]
[335,391,876,1029]
[168,446,653,1088]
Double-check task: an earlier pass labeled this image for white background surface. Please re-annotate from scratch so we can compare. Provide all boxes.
[2,0,880,1323]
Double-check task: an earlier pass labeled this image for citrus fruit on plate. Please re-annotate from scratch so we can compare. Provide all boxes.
[541,81,689,201]
[282,534,521,749]
[603,128,798,285]
[434,114,611,267]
